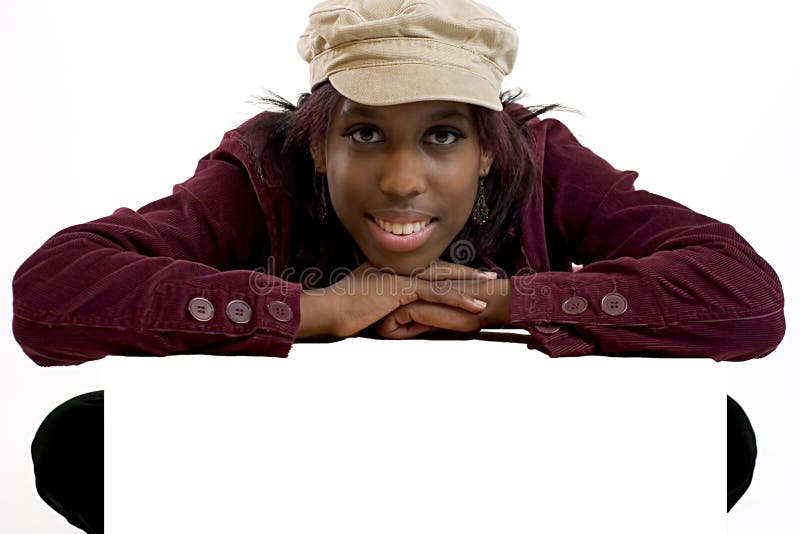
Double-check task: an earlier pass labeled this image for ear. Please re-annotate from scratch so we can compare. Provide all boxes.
[310,141,327,173]
[481,150,495,176]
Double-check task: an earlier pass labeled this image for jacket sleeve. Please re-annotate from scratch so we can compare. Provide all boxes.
[12,129,302,367]
[508,118,785,362]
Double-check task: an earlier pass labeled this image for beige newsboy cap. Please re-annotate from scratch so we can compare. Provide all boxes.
[296,0,519,111]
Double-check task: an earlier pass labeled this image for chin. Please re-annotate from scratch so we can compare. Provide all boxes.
[384,254,443,277]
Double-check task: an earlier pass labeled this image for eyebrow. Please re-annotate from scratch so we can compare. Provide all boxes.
[341,104,472,123]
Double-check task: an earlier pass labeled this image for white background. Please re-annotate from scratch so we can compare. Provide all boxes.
[1,0,796,532]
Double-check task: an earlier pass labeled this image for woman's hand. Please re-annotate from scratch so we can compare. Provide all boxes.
[374,277,511,339]
[297,260,496,339]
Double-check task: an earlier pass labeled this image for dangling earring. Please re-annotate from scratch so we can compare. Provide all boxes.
[471,174,489,226]
[316,171,328,221]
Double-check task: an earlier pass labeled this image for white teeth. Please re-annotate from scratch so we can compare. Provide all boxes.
[374,216,431,235]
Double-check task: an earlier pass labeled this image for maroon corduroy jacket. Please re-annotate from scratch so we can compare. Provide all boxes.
[11,106,786,366]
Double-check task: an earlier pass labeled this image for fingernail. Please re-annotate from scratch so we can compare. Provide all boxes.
[471,298,488,309]
[478,271,498,279]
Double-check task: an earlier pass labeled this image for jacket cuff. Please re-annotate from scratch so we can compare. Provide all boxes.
[509,269,663,327]
[508,270,662,358]
[146,270,303,356]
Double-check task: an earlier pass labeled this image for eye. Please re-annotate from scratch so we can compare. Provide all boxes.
[349,127,381,144]
[428,130,462,145]
[344,126,465,146]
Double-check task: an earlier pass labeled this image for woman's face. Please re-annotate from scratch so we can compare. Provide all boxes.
[312,97,494,275]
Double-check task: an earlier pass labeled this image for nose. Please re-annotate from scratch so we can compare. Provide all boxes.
[378,148,427,197]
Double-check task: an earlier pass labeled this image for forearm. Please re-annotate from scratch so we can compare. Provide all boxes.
[13,260,301,365]
[481,277,511,328]
[297,289,336,338]
[506,254,785,362]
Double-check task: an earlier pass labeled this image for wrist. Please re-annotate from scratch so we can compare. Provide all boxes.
[486,278,511,327]
[297,288,335,339]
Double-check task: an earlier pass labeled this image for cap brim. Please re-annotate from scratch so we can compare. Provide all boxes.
[328,63,503,112]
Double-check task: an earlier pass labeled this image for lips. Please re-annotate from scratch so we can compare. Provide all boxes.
[364,213,438,252]
[371,215,433,235]
[367,209,438,225]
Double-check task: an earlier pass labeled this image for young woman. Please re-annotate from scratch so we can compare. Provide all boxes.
[13,0,782,531]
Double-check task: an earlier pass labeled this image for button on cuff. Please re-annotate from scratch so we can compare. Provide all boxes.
[600,292,628,316]
[561,295,588,315]
[268,300,293,323]
[534,324,561,334]
[188,297,214,322]
[226,299,253,324]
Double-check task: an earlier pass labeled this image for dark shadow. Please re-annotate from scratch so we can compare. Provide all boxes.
[728,395,757,512]
[294,326,534,346]
[321,327,711,359]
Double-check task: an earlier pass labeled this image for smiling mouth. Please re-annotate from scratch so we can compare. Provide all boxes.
[364,213,439,253]
[365,213,439,236]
